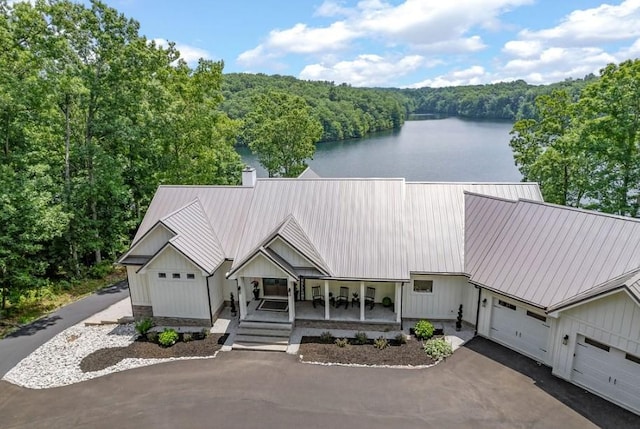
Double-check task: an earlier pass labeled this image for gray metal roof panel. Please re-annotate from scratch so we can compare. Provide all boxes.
[467,195,640,308]
[161,199,225,274]
[133,186,253,258]
[277,215,332,275]
[406,183,542,273]
[232,178,409,281]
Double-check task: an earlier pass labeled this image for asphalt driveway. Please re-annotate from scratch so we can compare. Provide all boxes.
[1,337,637,429]
[0,280,129,377]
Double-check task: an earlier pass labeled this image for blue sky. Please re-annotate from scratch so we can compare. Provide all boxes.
[91,0,639,87]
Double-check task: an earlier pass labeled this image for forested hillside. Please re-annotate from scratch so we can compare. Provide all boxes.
[221,73,410,142]
[400,77,594,120]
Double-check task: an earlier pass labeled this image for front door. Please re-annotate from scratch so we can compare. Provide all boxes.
[263,278,288,297]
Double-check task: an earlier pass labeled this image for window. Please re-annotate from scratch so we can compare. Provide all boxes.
[172,273,181,279]
[585,337,610,352]
[186,273,195,280]
[526,310,546,322]
[158,273,166,279]
[413,280,433,293]
[263,278,287,287]
[625,353,640,365]
[498,300,516,310]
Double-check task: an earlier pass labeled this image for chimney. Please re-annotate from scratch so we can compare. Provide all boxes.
[242,166,256,187]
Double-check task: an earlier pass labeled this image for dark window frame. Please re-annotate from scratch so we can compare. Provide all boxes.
[498,300,516,310]
[526,310,547,322]
[625,353,640,365]
[172,273,181,279]
[584,337,610,352]
[186,273,195,280]
[158,272,167,279]
[413,280,433,293]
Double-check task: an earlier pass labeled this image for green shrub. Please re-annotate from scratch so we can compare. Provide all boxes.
[200,328,209,339]
[183,333,193,342]
[395,333,407,344]
[319,331,334,344]
[135,318,154,338]
[382,296,392,307]
[147,331,158,343]
[414,320,435,340]
[354,331,368,345]
[88,261,114,279]
[424,338,453,361]
[158,328,179,347]
[335,338,349,348]
[374,336,389,350]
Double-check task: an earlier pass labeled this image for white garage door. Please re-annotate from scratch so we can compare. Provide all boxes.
[150,278,210,319]
[490,299,550,363]
[573,336,640,414]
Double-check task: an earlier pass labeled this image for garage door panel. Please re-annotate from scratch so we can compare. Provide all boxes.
[490,301,549,362]
[572,336,640,414]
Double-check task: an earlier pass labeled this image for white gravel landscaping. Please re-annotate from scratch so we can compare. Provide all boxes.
[2,323,216,389]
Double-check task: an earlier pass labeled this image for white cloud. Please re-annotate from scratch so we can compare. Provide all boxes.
[519,0,640,46]
[408,65,489,88]
[502,40,542,58]
[153,38,211,65]
[300,54,427,87]
[237,0,531,67]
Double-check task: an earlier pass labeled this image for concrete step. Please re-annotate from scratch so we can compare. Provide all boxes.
[233,342,288,352]
[239,321,292,331]
[234,335,289,345]
[235,328,292,337]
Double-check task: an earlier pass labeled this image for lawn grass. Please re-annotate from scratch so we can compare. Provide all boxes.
[0,267,126,339]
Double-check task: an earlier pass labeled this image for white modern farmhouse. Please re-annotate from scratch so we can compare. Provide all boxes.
[120,167,640,415]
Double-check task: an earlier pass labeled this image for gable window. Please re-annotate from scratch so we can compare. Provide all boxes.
[413,280,433,293]
[498,300,516,310]
[186,273,195,280]
[158,273,166,279]
[172,273,181,279]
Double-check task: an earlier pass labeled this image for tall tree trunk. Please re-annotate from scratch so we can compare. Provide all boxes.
[86,98,102,264]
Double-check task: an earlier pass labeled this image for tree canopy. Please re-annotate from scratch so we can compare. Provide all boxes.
[510,59,640,216]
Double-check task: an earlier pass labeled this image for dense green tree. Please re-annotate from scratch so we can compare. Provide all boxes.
[243,91,322,177]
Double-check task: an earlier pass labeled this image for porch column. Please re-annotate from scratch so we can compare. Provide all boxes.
[395,282,402,323]
[288,278,295,323]
[360,281,365,321]
[238,277,247,321]
[324,280,330,320]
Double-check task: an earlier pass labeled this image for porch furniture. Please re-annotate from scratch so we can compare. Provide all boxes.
[335,287,349,308]
[365,287,375,310]
[312,286,324,308]
[351,296,360,308]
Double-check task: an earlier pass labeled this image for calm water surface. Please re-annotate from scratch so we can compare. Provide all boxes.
[237,117,520,182]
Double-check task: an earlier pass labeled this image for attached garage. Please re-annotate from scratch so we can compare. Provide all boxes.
[489,298,550,363]
[572,335,640,413]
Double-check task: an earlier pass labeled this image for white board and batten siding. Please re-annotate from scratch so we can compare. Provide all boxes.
[477,290,555,366]
[127,266,151,306]
[268,238,313,268]
[232,253,291,280]
[130,225,173,256]
[145,246,210,320]
[403,275,476,322]
[550,291,640,414]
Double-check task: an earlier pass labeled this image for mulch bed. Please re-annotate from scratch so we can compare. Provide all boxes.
[80,333,228,373]
[298,335,436,366]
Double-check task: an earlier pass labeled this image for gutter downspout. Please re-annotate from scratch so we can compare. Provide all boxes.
[400,282,405,330]
[474,285,482,335]
[206,273,215,326]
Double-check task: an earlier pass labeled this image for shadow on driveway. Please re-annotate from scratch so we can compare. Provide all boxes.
[97,280,128,295]
[464,336,640,429]
[4,315,62,338]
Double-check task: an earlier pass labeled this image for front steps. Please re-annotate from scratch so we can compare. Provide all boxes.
[232,321,292,352]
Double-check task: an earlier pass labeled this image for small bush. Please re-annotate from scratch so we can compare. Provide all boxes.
[135,318,154,338]
[183,333,193,342]
[158,328,179,347]
[319,331,334,344]
[88,261,114,279]
[382,296,392,307]
[147,331,158,343]
[200,328,209,339]
[335,338,349,348]
[414,320,435,340]
[374,336,389,350]
[395,333,407,344]
[354,331,368,345]
[424,338,453,361]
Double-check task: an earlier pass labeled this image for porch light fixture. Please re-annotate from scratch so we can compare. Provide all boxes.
[562,334,569,345]
[482,298,487,307]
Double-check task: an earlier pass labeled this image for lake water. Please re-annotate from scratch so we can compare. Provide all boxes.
[237,117,521,182]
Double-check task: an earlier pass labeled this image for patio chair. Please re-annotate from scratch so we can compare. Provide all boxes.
[336,286,349,309]
[365,287,375,310]
[312,286,324,308]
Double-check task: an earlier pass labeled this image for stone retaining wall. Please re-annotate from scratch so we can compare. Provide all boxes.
[132,305,153,319]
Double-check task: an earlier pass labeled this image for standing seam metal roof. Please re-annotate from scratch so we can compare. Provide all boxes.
[466,193,640,309]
